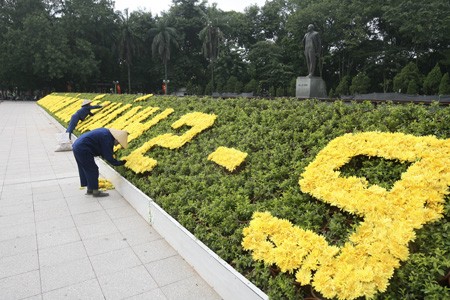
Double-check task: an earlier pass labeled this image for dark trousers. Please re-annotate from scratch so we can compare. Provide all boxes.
[72,146,99,190]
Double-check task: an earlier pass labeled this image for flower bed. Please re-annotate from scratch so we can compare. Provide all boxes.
[38,93,450,299]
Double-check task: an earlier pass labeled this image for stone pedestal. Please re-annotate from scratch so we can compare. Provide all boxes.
[296,76,327,99]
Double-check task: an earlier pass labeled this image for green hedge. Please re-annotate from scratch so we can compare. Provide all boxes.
[44,94,450,299]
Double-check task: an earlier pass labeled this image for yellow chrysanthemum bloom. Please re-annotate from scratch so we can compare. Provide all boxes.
[243,132,450,300]
[208,147,248,172]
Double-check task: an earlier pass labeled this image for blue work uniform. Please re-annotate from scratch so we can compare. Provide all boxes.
[72,128,125,190]
[66,105,102,138]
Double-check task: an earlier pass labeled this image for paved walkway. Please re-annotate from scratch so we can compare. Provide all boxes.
[0,101,221,300]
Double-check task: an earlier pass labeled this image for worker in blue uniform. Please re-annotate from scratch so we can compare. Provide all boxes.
[72,128,128,197]
[66,99,102,139]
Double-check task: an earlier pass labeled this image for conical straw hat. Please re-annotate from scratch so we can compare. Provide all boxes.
[109,128,129,149]
[81,99,92,106]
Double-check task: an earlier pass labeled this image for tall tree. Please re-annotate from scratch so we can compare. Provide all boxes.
[198,5,224,89]
[117,9,139,93]
[150,17,179,94]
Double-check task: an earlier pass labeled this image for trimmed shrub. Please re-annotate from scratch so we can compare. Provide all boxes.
[39,94,450,300]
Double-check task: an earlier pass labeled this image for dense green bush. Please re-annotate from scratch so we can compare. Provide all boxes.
[46,94,450,299]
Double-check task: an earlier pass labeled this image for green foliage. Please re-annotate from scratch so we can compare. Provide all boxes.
[49,93,450,300]
[287,78,296,97]
[269,86,276,97]
[340,156,411,190]
[423,64,442,95]
[225,76,238,93]
[439,73,450,95]
[335,75,351,96]
[350,72,370,95]
[407,79,419,94]
[204,80,213,95]
[244,79,258,93]
[276,86,285,97]
[393,62,422,94]
[234,81,244,93]
[2,1,450,95]
[328,88,335,98]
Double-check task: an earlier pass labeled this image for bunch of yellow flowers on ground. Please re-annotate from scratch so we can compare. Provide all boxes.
[98,178,114,191]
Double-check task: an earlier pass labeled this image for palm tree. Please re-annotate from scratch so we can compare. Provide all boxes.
[117,9,138,93]
[150,18,179,95]
[198,7,224,91]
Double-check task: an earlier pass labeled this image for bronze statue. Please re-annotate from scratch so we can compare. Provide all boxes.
[302,24,321,77]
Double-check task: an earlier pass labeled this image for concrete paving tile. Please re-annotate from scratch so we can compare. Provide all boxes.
[4,176,32,185]
[77,219,119,239]
[30,164,54,171]
[125,288,168,300]
[34,198,68,211]
[1,185,32,197]
[0,211,35,228]
[72,210,111,227]
[0,201,34,216]
[30,173,58,182]
[106,205,141,220]
[64,194,95,205]
[0,270,41,300]
[62,185,87,198]
[97,265,158,300]
[38,241,88,267]
[35,216,75,234]
[160,276,221,300]
[34,205,72,222]
[42,279,104,300]
[0,235,37,257]
[0,222,36,242]
[98,197,130,209]
[37,227,81,249]
[23,294,43,300]
[145,256,196,287]
[32,192,65,202]
[132,239,177,264]
[6,166,29,174]
[121,226,162,246]
[40,257,96,293]
[113,214,150,232]
[0,251,39,280]
[68,200,104,215]
[31,180,61,191]
[83,232,129,257]
[90,247,141,277]
[0,194,33,207]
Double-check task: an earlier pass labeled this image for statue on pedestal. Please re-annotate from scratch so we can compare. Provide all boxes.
[296,24,327,98]
[301,24,321,77]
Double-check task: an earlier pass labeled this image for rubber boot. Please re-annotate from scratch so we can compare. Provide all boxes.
[92,189,109,197]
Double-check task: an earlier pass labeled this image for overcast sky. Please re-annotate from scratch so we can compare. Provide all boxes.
[114,0,268,15]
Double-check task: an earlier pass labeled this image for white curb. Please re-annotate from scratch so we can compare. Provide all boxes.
[97,159,268,300]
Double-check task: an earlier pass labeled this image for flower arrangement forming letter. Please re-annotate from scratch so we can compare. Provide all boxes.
[243,132,450,300]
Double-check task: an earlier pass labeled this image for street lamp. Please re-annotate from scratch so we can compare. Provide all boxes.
[163,79,170,95]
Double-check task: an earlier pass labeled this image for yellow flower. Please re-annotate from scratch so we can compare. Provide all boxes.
[207,147,248,172]
[243,132,450,300]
